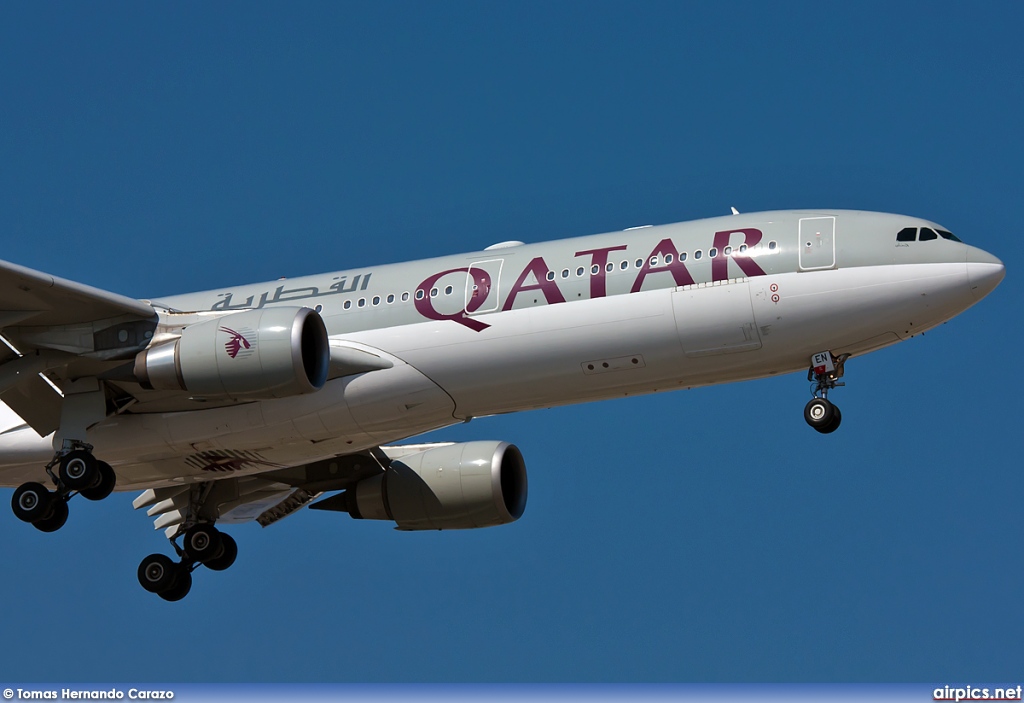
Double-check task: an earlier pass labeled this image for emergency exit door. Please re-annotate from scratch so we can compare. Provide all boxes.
[798,216,836,270]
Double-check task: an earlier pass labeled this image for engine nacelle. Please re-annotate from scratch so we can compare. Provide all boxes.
[347,441,528,530]
[134,306,329,399]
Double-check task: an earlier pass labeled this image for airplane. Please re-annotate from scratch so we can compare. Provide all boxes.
[0,209,1004,601]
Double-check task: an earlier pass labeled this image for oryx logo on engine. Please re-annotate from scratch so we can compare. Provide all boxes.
[219,326,255,359]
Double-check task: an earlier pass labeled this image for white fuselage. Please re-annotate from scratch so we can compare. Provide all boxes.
[0,210,1004,489]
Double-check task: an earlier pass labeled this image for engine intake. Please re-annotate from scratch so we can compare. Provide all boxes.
[346,441,528,530]
[135,306,329,399]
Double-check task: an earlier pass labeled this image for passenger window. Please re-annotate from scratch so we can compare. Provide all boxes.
[576,267,585,277]
[620,260,628,270]
[650,256,658,266]
[445,285,453,295]
[358,298,366,308]
[694,250,702,260]
[709,247,718,258]
[606,262,614,272]
[723,246,732,256]
[768,241,778,251]
[430,288,438,297]
[415,290,424,300]
[665,253,673,264]
[635,259,643,268]
[679,252,687,261]
[314,304,323,313]
[546,271,555,281]
[738,244,747,253]
[919,228,938,241]
[343,300,352,310]
[896,227,917,242]
[372,296,381,306]
[561,269,570,278]
[387,294,395,304]
[591,264,600,275]
[402,292,410,302]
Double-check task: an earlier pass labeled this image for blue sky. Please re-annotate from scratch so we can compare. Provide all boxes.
[0,1,1021,682]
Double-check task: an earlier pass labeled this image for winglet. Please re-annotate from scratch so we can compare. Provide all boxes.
[730,207,740,215]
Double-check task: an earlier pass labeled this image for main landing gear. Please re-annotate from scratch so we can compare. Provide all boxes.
[138,523,238,601]
[804,351,850,434]
[10,444,116,532]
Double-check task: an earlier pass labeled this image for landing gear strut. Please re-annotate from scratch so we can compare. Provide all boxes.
[804,351,850,434]
[138,523,238,601]
[10,443,116,532]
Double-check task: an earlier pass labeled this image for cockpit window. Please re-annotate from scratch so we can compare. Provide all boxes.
[897,226,963,243]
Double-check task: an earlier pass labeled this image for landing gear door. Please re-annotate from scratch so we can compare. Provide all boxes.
[798,216,836,271]
[465,259,503,315]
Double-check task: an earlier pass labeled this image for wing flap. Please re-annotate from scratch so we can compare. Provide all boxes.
[134,477,323,537]
[0,375,61,436]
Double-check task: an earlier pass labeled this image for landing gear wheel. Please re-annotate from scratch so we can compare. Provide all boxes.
[138,554,180,594]
[184,524,224,565]
[158,569,192,602]
[819,406,842,434]
[80,461,116,501]
[12,482,56,523]
[804,398,836,431]
[33,498,69,532]
[59,450,99,492]
[204,532,237,572]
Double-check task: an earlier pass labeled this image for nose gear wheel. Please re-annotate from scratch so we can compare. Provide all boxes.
[804,352,850,434]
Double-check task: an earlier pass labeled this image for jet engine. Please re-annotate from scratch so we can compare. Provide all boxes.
[344,441,528,530]
[134,306,329,399]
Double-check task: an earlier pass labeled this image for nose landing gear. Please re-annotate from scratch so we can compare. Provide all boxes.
[805,351,849,434]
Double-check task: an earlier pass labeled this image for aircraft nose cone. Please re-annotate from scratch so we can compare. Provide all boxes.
[966,246,1005,300]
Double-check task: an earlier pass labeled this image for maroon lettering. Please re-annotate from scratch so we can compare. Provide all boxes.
[414,268,492,331]
[575,245,627,299]
[629,238,695,293]
[501,257,566,311]
[711,228,767,281]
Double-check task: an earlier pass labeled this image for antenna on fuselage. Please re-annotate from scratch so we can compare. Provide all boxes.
[730,207,740,215]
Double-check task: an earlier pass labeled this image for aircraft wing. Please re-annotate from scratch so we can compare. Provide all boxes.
[133,448,392,537]
[0,258,158,435]
[132,444,456,537]
[0,257,156,328]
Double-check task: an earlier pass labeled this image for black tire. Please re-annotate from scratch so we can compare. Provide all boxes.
[158,569,192,602]
[12,482,55,523]
[138,554,180,594]
[33,498,69,532]
[59,450,99,491]
[817,405,842,434]
[804,398,835,429]
[184,524,224,565]
[80,461,116,501]
[204,532,237,572]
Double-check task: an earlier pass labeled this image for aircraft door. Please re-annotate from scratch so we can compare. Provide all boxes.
[672,281,762,357]
[465,259,504,315]
[798,216,836,270]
